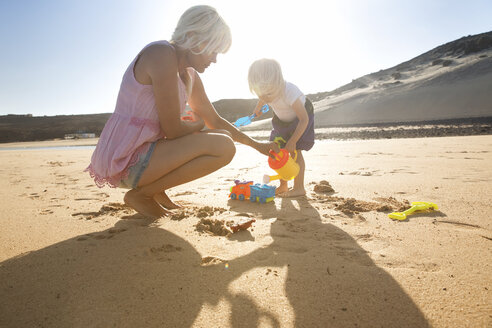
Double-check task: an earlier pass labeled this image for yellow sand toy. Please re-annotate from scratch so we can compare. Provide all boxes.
[263,149,300,184]
[388,201,438,221]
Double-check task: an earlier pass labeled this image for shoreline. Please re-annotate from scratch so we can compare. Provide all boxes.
[1,119,491,149]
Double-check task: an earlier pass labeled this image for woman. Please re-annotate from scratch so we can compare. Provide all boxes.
[86,5,277,218]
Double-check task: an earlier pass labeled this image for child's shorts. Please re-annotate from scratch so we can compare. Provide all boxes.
[119,142,156,189]
[269,98,315,151]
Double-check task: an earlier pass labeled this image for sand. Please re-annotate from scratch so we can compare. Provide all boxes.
[0,135,491,327]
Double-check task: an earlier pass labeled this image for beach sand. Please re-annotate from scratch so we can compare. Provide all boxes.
[0,135,491,327]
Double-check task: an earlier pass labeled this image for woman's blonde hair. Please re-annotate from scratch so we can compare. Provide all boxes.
[248,58,285,98]
[171,5,232,55]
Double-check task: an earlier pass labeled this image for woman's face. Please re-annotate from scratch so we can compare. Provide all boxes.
[188,43,218,73]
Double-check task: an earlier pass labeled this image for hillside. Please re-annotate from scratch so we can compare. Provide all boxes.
[246,31,492,129]
[1,32,491,142]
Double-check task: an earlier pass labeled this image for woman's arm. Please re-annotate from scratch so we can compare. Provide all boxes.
[141,44,204,139]
[284,98,309,154]
[187,72,278,155]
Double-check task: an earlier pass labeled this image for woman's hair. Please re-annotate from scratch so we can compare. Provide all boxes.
[171,5,232,55]
[248,58,285,98]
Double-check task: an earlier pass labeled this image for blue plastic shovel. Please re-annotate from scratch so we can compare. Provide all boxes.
[233,104,270,127]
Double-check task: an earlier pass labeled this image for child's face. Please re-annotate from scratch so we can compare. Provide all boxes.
[259,91,277,103]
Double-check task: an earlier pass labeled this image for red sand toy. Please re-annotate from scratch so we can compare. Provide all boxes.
[229,180,254,201]
[230,219,256,233]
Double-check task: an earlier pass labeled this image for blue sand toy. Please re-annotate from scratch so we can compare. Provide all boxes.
[249,184,276,203]
[233,104,270,127]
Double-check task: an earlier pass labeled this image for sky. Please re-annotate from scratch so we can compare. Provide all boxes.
[0,0,491,116]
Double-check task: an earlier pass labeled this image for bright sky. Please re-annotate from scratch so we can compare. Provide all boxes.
[1,0,491,116]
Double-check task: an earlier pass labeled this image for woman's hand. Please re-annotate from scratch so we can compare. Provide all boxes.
[254,140,280,157]
[186,113,205,132]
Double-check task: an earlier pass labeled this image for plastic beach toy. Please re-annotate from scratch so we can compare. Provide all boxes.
[388,201,438,221]
[230,219,256,233]
[229,180,276,203]
[233,104,270,127]
[263,149,300,183]
[249,184,276,203]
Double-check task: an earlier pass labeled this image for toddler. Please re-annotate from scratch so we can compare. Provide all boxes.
[248,58,315,197]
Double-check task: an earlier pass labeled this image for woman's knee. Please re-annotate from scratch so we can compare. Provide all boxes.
[200,133,235,159]
[217,135,236,163]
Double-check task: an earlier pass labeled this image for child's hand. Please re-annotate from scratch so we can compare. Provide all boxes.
[285,140,296,157]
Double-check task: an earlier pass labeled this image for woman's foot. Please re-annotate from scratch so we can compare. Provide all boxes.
[154,191,181,210]
[278,188,306,198]
[124,189,171,218]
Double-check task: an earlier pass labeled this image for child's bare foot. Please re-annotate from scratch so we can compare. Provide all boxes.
[124,189,171,218]
[275,184,289,195]
[278,188,306,198]
[154,191,181,210]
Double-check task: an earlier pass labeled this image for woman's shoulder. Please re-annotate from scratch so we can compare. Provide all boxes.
[137,41,178,73]
[141,40,176,57]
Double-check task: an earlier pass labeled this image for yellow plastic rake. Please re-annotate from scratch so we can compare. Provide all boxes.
[388,201,438,221]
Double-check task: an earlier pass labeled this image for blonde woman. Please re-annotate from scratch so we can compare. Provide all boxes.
[86,6,277,218]
[248,58,315,197]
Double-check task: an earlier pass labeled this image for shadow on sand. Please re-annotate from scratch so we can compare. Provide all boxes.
[0,198,430,327]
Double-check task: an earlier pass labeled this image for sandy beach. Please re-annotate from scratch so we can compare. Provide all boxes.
[0,135,491,327]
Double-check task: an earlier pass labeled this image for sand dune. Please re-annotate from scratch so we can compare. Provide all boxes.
[312,53,492,126]
[244,33,492,130]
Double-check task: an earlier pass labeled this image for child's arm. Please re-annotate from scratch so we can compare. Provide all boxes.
[284,98,309,154]
[252,99,267,117]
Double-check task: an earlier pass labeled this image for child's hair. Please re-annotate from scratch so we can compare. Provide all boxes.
[171,5,232,55]
[248,58,285,98]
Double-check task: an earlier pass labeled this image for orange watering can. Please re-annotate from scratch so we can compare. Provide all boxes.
[263,149,300,183]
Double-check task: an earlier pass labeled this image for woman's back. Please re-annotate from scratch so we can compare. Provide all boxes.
[86,41,190,187]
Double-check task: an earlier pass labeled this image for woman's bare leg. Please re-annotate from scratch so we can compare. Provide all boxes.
[279,150,306,198]
[124,132,235,218]
[152,129,233,210]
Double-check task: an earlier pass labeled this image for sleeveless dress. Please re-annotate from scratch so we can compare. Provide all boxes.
[86,40,194,187]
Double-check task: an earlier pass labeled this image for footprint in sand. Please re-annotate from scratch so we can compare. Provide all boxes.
[382,259,440,272]
[76,228,128,242]
[150,244,182,254]
[340,170,379,176]
[173,191,197,197]
[388,168,418,174]
[271,244,308,254]
[39,209,54,215]
[28,193,40,199]
[47,161,63,167]
[354,234,374,242]
[432,220,482,230]
[72,202,134,220]
[200,256,225,266]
